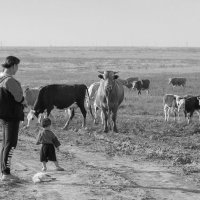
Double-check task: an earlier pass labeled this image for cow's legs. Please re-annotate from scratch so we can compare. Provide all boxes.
[63,108,75,130]
[100,110,104,125]
[164,105,168,121]
[111,109,118,133]
[184,110,187,122]
[78,103,87,128]
[102,107,109,133]
[177,110,180,122]
[167,108,170,121]
[174,110,177,122]
[197,111,200,123]
[171,108,177,122]
[187,111,193,124]
[93,106,98,124]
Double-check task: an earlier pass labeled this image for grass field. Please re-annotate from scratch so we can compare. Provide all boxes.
[1,46,200,183]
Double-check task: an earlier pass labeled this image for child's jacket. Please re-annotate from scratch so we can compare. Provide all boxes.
[36,129,61,148]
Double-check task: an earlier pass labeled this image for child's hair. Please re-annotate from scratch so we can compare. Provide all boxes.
[41,118,51,128]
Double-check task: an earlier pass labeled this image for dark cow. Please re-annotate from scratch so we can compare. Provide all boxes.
[184,96,200,124]
[94,71,124,133]
[31,84,94,129]
[132,79,150,95]
[168,77,186,87]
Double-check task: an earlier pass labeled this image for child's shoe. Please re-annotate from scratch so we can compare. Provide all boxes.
[42,167,47,171]
[55,166,64,171]
[1,174,20,181]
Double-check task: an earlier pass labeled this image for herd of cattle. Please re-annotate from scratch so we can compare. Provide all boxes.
[22,71,197,133]
[164,94,200,124]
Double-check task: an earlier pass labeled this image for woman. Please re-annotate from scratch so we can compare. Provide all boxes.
[0,56,25,181]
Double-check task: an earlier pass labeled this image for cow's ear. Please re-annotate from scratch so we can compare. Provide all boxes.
[114,75,119,79]
[98,74,104,79]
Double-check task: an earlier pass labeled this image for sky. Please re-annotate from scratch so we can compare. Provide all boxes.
[0,0,200,47]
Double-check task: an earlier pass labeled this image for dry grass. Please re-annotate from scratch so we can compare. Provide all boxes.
[1,46,200,181]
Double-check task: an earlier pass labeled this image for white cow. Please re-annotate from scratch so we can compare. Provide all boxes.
[163,94,180,121]
[86,82,104,124]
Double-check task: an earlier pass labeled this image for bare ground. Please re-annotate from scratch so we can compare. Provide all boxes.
[0,130,200,200]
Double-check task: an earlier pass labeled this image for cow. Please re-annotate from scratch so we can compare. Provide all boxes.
[184,96,200,124]
[30,84,94,130]
[87,82,100,104]
[23,86,55,127]
[168,77,186,87]
[175,95,193,116]
[163,94,181,121]
[86,82,104,124]
[94,71,124,133]
[132,79,150,95]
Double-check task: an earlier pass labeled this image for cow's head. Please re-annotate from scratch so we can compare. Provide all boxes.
[197,96,200,105]
[31,107,44,118]
[132,81,138,89]
[168,78,172,85]
[98,71,118,95]
[27,110,36,121]
[33,100,45,118]
[26,109,46,127]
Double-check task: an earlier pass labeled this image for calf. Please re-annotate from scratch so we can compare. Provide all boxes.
[163,94,179,121]
[31,84,94,130]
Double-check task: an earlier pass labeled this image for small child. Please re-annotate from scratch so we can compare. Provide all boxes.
[36,118,64,171]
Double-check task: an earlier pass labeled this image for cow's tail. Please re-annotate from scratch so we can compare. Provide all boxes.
[85,87,94,119]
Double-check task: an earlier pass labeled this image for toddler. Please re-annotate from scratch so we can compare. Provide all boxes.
[36,118,64,171]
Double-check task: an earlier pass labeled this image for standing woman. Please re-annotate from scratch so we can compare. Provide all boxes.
[0,56,25,181]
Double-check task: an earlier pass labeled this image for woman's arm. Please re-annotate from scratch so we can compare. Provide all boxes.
[5,77,24,102]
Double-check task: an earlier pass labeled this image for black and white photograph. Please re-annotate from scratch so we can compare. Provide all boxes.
[0,0,200,199]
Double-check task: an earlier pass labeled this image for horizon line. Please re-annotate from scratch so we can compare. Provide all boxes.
[0,45,199,49]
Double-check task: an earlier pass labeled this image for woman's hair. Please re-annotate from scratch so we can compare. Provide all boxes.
[41,118,51,128]
[1,56,20,68]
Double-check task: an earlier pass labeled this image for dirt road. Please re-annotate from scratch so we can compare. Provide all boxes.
[0,134,200,200]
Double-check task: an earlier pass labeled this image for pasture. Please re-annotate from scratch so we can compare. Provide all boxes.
[1,47,200,199]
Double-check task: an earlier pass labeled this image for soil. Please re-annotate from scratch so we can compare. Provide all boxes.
[0,129,200,200]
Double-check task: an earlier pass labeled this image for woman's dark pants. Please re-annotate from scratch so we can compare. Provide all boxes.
[1,120,20,175]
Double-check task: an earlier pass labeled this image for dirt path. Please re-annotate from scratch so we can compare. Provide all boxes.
[0,134,200,200]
